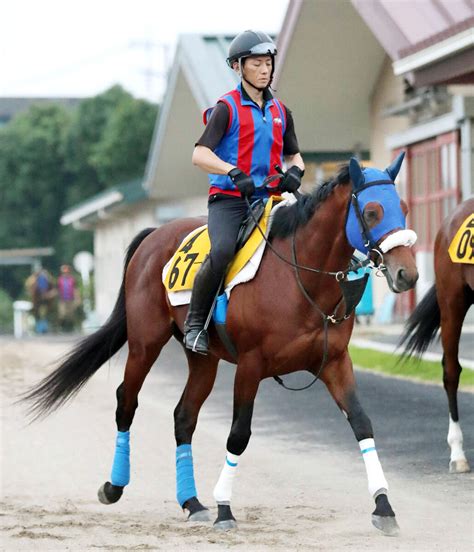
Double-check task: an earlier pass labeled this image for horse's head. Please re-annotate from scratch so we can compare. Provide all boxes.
[346,153,418,293]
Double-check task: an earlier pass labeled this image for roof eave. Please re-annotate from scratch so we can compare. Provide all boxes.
[60,191,124,226]
[393,28,474,76]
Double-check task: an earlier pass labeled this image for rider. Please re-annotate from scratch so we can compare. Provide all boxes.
[184,29,305,354]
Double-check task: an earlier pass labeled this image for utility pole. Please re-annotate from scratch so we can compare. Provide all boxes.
[129,40,170,101]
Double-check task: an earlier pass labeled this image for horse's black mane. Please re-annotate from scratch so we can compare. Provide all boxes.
[269,164,351,239]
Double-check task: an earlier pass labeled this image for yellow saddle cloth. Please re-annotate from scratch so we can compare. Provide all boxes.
[163,196,283,293]
[448,213,474,264]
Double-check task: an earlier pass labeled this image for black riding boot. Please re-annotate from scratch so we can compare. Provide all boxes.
[183,257,222,354]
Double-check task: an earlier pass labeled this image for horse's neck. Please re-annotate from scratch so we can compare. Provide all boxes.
[294,186,353,284]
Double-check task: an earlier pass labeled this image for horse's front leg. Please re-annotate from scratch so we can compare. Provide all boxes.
[321,351,399,536]
[174,351,219,522]
[213,360,260,530]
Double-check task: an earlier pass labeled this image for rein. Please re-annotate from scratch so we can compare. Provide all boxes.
[243,194,370,280]
[243,190,374,391]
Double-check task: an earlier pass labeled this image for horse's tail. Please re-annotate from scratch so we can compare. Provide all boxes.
[398,284,440,359]
[21,227,156,419]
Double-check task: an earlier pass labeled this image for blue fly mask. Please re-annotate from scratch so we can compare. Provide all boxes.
[345,152,417,256]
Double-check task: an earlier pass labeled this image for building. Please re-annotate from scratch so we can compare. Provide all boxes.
[275,0,473,313]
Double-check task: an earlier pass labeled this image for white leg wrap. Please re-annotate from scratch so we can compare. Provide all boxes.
[359,438,388,497]
[447,416,467,463]
[213,452,240,504]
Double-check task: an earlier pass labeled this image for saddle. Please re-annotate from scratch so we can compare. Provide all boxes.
[163,196,284,295]
[235,199,267,251]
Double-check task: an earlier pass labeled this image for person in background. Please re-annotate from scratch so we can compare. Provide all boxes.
[25,268,55,334]
[57,264,79,332]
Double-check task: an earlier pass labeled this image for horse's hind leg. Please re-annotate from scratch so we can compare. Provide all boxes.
[98,296,173,504]
[174,351,219,521]
[321,352,399,536]
[439,285,471,473]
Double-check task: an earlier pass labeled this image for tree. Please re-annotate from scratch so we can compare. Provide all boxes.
[0,86,158,300]
[90,96,157,185]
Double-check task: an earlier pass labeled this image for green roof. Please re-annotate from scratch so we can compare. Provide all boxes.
[61,179,148,227]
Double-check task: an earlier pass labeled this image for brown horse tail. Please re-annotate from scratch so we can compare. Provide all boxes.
[398,284,440,359]
[20,228,156,420]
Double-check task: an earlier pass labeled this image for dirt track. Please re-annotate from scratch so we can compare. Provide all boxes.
[1,337,473,551]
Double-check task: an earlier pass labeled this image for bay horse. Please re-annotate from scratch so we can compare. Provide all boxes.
[400,197,473,474]
[23,154,418,536]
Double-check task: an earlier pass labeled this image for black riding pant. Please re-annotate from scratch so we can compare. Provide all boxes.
[207,194,250,276]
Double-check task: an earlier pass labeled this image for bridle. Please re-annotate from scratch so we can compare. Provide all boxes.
[349,179,398,270]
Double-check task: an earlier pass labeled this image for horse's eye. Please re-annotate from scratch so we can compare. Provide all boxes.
[363,202,383,228]
[365,210,378,221]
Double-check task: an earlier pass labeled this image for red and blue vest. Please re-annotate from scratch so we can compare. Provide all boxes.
[204,83,287,198]
[58,275,75,301]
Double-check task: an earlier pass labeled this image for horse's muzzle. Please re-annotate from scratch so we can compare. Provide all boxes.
[383,245,419,293]
[392,266,419,292]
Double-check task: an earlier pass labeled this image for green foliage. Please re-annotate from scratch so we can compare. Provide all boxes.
[0,86,158,299]
[0,104,71,250]
[90,97,156,185]
[349,345,474,388]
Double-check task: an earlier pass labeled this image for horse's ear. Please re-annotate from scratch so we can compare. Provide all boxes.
[349,157,365,189]
[385,151,405,181]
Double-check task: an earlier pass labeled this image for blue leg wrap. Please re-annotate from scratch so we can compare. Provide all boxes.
[176,444,197,507]
[110,430,130,486]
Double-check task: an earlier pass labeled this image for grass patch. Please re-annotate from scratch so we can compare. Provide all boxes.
[349,345,474,389]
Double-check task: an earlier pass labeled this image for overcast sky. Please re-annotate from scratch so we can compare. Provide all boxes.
[1,0,289,102]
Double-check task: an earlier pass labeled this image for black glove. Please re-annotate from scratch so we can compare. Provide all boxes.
[228,168,255,199]
[279,166,304,193]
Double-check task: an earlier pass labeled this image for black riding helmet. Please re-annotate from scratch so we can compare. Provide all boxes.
[226,30,277,67]
[227,31,277,90]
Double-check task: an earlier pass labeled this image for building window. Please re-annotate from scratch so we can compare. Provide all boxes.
[400,131,460,251]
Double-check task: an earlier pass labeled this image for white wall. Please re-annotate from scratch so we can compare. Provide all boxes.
[93,196,208,324]
[94,204,156,324]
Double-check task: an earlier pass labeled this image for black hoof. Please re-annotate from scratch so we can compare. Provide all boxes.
[98,481,124,505]
[183,497,211,522]
[372,494,399,536]
[213,503,237,531]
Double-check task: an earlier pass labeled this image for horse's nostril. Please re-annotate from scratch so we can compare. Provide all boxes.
[396,268,418,288]
[396,268,410,289]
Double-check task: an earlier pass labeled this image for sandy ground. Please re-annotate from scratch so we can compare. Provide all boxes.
[1,337,473,551]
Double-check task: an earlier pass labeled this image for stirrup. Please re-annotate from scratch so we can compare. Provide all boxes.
[184,328,209,355]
